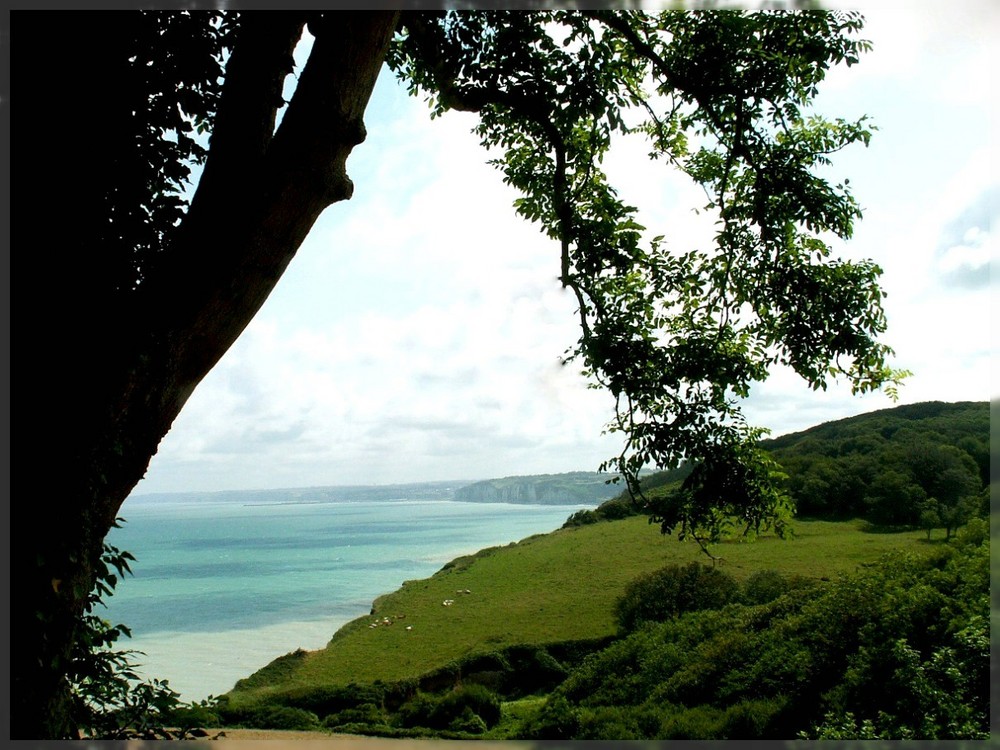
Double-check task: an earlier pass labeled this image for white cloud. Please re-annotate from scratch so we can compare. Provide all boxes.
[142,269,621,492]
[822,1,999,93]
[938,227,991,276]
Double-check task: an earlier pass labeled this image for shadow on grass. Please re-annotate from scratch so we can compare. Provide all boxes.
[856,520,915,535]
[856,519,955,543]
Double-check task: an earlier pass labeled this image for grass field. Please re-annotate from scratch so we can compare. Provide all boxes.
[227,516,932,706]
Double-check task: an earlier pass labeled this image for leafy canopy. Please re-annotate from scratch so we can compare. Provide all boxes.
[389,10,906,547]
[88,10,904,549]
[87,11,235,298]
[66,524,184,739]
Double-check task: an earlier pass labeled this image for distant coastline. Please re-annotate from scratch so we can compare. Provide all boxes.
[127,472,623,508]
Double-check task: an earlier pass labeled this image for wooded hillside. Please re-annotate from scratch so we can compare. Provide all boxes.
[569,402,988,537]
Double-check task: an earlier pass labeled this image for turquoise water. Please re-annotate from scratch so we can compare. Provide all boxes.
[103,495,589,701]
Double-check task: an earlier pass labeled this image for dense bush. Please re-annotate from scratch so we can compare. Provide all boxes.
[395,693,439,729]
[448,706,488,734]
[518,695,581,739]
[322,702,387,730]
[279,682,387,717]
[563,509,599,527]
[562,497,639,528]
[414,644,572,700]
[162,700,221,732]
[500,645,568,697]
[767,402,987,525]
[396,684,501,731]
[741,569,790,605]
[614,562,740,632]
[719,697,789,738]
[598,497,640,520]
[434,684,502,728]
[740,569,814,605]
[245,705,320,730]
[574,705,649,740]
[658,698,787,739]
[532,532,988,740]
[658,704,727,739]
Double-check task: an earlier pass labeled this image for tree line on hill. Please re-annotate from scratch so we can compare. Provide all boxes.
[566,401,989,540]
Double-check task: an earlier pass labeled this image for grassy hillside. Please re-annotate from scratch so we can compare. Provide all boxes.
[226,516,931,707]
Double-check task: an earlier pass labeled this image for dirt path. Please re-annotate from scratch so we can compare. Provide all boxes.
[192,728,362,741]
[193,729,498,745]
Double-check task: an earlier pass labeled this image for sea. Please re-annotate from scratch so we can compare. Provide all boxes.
[103,485,593,702]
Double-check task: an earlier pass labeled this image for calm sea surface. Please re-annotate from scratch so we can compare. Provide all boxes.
[104,494,590,701]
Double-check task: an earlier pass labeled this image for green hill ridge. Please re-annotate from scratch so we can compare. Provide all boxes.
[453,471,622,505]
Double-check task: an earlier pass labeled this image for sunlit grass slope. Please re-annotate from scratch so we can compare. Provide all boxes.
[227,517,929,704]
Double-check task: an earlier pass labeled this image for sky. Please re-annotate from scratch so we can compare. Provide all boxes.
[128,2,997,498]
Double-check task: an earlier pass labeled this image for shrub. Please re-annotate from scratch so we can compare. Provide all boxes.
[720,697,788,738]
[433,684,502,728]
[518,539,988,741]
[395,693,439,729]
[163,700,221,731]
[659,704,726,739]
[322,702,386,730]
[280,682,385,717]
[597,497,638,520]
[518,694,580,739]
[614,562,740,632]
[954,515,988,546]
[448,706,488,735]
[563,509,598,527]
[741,569,790,605]
[395,685,501,731]
[502,646,568,697]
[246,705,320,730]
[563,496,641,527]
[575,705,645,739]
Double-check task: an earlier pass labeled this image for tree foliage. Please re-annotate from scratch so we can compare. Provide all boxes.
[389,9,906,548]
[81,11,234,297]
[65,523,214,740]
[575,401,988,538]
[614,562,741,632]
[764,401,987,528]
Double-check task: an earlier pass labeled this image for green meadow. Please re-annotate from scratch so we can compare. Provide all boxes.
[227,515,930,705]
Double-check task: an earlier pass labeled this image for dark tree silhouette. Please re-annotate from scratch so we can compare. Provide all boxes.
[15,9,902,737]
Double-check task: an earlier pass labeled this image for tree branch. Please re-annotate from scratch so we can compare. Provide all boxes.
[148,11,399,401]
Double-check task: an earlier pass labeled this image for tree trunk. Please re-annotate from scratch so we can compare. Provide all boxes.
[13,10,399,738]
